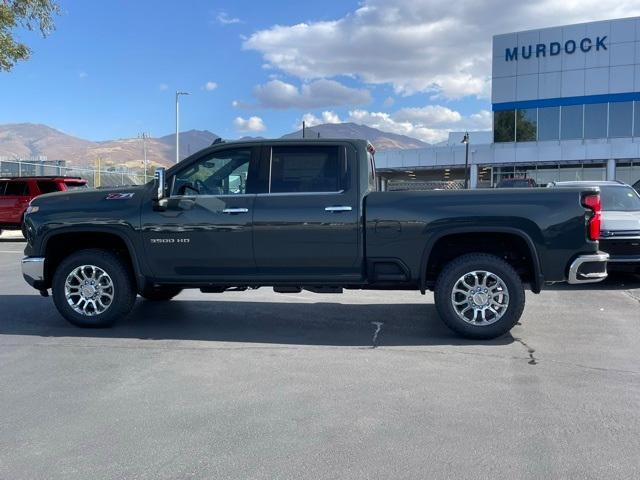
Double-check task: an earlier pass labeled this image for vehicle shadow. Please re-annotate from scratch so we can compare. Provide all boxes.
[0,294,514,347]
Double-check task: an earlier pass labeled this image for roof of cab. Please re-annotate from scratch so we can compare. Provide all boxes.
[214,137,370,147]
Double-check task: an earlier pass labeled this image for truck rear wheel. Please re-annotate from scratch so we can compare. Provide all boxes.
[52,249,136,328]
[434,253,525,339]
[140,286,182,301]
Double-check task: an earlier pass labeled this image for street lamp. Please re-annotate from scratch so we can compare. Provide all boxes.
[461,131,470,189]
[139,132,149,183]
[175,91,190,164]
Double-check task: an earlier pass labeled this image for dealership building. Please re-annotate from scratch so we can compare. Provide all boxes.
[376,16,640,189]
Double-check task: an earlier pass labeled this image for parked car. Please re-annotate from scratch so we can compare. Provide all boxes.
[496,177,538,188]
[548,181,640,273]
[0,176,87,236]
[22,139,608,339]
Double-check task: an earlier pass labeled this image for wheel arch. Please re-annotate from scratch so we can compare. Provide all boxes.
[41,227,148,291]
[419,227,543,294]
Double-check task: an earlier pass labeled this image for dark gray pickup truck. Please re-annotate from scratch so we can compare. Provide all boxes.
[22,139,608,339]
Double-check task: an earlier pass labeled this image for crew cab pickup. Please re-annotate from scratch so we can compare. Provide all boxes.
[21,139,608,339]
[0,176,87,236]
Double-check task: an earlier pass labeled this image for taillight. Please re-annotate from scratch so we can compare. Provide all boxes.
[582,193,601,241]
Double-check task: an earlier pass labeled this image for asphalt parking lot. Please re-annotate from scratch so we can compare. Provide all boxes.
[1,232,639,479]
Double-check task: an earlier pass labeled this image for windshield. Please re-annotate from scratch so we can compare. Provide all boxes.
[65,183,88,190]
[600,186,640,212]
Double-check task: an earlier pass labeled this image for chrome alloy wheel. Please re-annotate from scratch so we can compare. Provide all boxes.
[64,265,114,316]
[450,270,509,326]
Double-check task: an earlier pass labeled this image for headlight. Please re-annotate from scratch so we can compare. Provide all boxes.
[25,205,40,215]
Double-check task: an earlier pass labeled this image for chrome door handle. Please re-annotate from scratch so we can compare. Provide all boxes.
[222,208,249,214]
[325,206,352,212]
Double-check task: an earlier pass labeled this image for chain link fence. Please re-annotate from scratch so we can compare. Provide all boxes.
[387,179,465,191]
[0,159,148,187]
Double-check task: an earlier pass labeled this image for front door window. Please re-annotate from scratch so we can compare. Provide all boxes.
[173,148,252,196]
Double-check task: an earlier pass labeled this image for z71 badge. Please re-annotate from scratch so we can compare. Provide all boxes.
[105,193,135,200]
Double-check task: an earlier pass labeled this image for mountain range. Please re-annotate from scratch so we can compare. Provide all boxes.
[0,122,428,170]
[283,122,428,150]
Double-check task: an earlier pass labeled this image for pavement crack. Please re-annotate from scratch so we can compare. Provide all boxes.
[514,337,538,365]
[623,290,640,304]
[370,321,384,348]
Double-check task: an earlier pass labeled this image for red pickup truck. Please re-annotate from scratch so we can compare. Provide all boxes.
[0,176,87,236]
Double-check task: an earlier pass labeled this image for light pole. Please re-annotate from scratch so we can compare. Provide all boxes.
[140,132,149,183]
[175,91,190,164]
[461,131,470,189]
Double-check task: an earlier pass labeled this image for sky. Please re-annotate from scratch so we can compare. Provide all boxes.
[1,0,640,143]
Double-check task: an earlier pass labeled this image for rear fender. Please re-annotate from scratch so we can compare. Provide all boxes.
[419,226,543,293]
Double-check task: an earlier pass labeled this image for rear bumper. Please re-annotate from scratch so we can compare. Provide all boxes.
[607,255,640,264]
[22,256,45,289]
[567,252,609,284]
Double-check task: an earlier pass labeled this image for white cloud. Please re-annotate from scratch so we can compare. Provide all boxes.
[78,71,88,79]
[253,79,371,109]
[300,113,321,128]
[244,0,640,99]
[292,105,491,143]
[347,106,491,143]
[158,83,168,91]
[321,111,342,124]
[234,116,266,132]
[298,111,343,128]
[204,81,218,91]
[393,105,462,127]
[216,11,241,25]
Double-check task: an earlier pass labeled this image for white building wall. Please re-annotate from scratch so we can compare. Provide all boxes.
[492,17,640,105]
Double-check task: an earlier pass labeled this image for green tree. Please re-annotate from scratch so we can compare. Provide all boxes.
[515,109,537,142]
[0,0,60,71]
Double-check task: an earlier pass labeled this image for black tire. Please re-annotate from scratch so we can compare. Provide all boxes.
[434,253,525,339]
[139,286,182,301]
[52,249,136,328]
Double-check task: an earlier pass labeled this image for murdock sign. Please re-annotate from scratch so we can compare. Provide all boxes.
[505,36,607,61]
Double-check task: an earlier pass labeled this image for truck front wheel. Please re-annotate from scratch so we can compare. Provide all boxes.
[434,253,525,339]
[52,249,136,328]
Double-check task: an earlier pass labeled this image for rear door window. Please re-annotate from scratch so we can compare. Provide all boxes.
[269,145,347,193]
[4,181,29,196]
[37,181,61,194]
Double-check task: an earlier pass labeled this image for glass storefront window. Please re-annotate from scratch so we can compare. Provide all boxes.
[491,163,606,187]
[534,166,561,186]
[538,107,560,141]
[561,105,583,140]
[582,164,607,181]
[584,103,608,139]
[516,109,537,142]
[635,102,640,137]
[609,101,633,138]
[616,162,640,186]
[494,110,515,142]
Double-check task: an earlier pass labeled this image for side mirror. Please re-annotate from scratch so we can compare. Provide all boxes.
[153,168,168,212]
[154,168,166,201]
